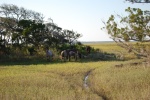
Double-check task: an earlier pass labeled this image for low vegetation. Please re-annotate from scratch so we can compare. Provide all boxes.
[89,60,150,100]
[0,42,150,100]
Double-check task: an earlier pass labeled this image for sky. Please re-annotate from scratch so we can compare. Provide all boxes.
[0,0,149,42]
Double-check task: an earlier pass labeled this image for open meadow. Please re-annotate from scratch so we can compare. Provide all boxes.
[0,42,150,100]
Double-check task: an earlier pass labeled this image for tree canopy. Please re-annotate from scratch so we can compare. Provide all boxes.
[102,7,150,61]
[126,0,150,3]
[0,4,82,59]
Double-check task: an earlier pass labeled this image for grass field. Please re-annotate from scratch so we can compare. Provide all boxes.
[0,42,150,100]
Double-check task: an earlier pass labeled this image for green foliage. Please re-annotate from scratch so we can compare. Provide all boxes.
[125,0,150,3]
[105,7,150,42]
[28,46,37,56]
[0,4,82,60]
[103,7,150,60]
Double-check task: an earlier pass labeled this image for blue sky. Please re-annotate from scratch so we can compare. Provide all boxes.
[0,0,149,41]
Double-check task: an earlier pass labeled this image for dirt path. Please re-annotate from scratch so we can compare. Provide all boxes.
[84,68,96,88]
[45,64,108,99]
[83,68,109,100]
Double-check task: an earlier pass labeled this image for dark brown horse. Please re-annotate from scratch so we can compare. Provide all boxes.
[86,46,91,54]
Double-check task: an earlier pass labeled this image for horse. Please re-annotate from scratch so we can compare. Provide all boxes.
[60,49,81,61]
[60,50,68,61]
[86,46,91,54]
[45,48,53,61]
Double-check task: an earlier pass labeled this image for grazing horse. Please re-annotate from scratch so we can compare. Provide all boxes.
[86,46,91,54]
[60,49,81,61]
[46,49,53,61]
[60,50,68,61]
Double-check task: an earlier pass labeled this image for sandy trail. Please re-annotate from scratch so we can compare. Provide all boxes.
[83,68,108,100]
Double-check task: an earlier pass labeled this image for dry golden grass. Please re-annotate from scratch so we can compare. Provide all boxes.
[0,63,103,100]
[0,42,150,100]
[89,60,150,100]
[88,43,137,60]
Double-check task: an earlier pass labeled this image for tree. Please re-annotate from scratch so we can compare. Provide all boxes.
[44,20,64,48]
[126,0,150,3]
[63,29,82,45]
[18,20,46,47]
[0,4,44,22]
[0,4,44,47]
[102,7,150,61]
[125,0,150,15]
[0,4,83,60]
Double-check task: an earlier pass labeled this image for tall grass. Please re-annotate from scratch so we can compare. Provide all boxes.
[0,63,103,100]
[0,42,150,100]
[88,43,137,60]
[89,60,150,100]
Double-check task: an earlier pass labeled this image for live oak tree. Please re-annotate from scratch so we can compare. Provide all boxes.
[102,7,150,61]
[63,29,82,46]
[0,4,44,47]
[45,21,63,46]
[18,20,46,47]
[126,0,150,3]
[0,4,83,59]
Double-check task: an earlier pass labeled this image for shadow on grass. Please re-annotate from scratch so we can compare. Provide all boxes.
[0,59,123,66]
[0,52,126,66]
[0,59,124,67]
[0,58,68,66]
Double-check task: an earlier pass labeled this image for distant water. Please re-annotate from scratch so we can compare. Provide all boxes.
[81,41,114,44]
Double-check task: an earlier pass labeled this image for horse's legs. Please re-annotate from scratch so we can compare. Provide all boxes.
[74,53,77,61]
[68,55,71,61]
